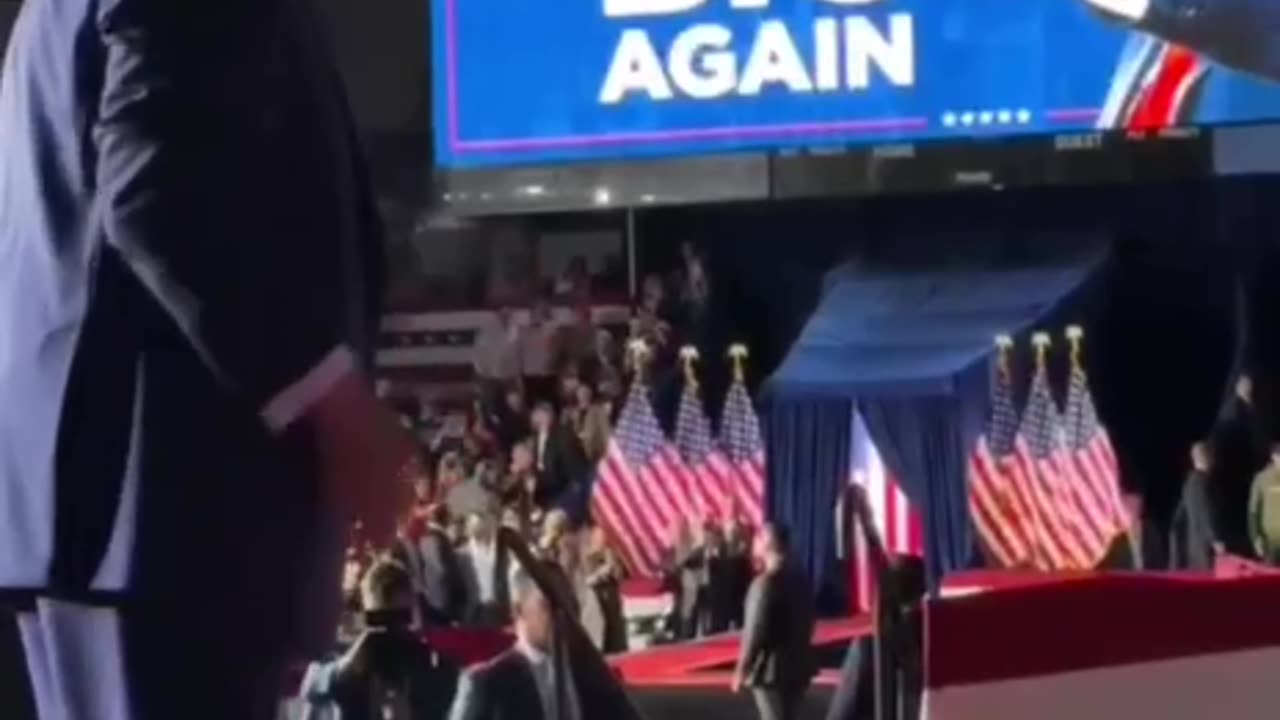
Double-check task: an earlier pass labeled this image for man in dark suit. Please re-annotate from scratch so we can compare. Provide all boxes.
[733,524,816,720]
[530,403,585,512]
[448,567,583,720]
[0,2,416,717]
[458,513,512,627]
[419,505,466,626]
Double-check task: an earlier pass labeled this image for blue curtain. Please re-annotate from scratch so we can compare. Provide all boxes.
[858,368,985,592]
[763,396,852,611]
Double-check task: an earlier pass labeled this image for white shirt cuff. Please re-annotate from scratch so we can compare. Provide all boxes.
[261,345,356,432]
[1083,0,1150,21]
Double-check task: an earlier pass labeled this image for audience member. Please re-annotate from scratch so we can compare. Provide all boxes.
[531,402,587,511]
[448,568,584,720]
[718,517,754,630]
[670,520,707,641]
[520,298,561,407]
[700,522,732,635]
[567,383,611,465]
[496,385,533,453]
[558,304,599,376]
[733,524,816,720]
[555,256,593,303]
[418,504,466,626]
[302,559,459,720]
[446,458,503,521]
[583,527,629,654]
[459,513,513,628]
[474,306,522,412]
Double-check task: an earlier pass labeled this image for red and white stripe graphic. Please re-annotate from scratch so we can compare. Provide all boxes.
[925,573,1280,720]
[848,413,924,614]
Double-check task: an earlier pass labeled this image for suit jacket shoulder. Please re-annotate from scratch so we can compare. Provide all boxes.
[451,649,543,720]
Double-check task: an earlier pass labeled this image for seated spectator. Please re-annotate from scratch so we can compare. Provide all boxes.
[591,328,623,398]
[459,513,513,628]
[301,559,459,720]
[418,504,466,626]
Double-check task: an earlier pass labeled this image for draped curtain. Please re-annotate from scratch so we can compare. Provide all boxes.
[858,367,986,592]
[763,396,852,611]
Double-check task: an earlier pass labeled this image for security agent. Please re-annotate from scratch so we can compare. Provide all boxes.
[301,559,459,720]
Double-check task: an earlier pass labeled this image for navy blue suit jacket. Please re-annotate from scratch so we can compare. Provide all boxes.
[0,0,383,655]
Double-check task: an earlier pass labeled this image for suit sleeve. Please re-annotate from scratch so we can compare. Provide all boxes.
[1092,0,1280,82]
[93,0,357,429]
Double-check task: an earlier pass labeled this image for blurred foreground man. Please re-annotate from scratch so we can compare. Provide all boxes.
[733,525,816,720]
[448,568,582,720]
[0,1,414,718]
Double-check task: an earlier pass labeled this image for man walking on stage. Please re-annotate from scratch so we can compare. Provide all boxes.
[0,1,414,718]
[733,524,816,720]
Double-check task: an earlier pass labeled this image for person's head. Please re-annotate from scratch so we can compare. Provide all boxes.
[542,508,570,542]
[681,241,698,264]
[1237,375,1254,404]
[594,328,614,358]
[756,523,789,571]
[438,452,464,485]
[511,441,534,473]
[531,402,555,432]
[361,559,414,614]
[1191,441,1214,472]
[642,274,664,303]
[505,384,526,414]
[559,370,582,403]
[574,382,595,409]
[466,512,496,544]
[510,568,554,652]
[413,475,432,502]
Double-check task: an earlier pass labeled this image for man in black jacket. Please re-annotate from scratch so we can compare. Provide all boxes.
[733,524,816,720]
[0,1,414,718]
[301,560,459,720]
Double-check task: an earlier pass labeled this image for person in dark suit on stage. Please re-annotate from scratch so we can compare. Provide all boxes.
[447,568,584,720]
[1211,376,1270,557]
[0,1,416,719]
[733,524,816,720]
[1170,441,1223,570]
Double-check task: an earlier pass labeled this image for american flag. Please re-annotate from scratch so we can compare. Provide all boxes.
[718,378,766,528]
[1062,359,1128,551]
[967,361,1036,568]
[847,412,924,613]
[674,378,733,522]
[1019,365,1094,570]
[591,379,695,578]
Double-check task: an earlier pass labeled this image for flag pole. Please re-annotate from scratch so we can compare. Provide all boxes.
[680,345,701,391]
[728,343,748,385]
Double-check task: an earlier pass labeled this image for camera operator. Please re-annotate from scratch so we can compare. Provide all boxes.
[301,559,460,720]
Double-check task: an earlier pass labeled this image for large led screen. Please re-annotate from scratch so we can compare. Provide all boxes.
[431,0,1280,169]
